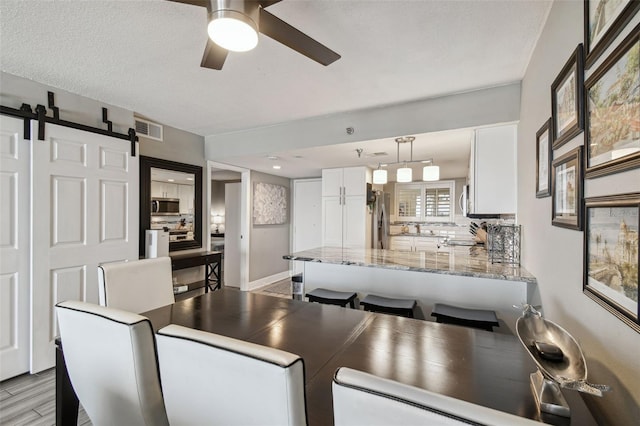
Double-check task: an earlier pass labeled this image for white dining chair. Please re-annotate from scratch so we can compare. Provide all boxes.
[55,300,169,426]
[332,367,541,426]
[156,324,307,426]
[98,256,174,314]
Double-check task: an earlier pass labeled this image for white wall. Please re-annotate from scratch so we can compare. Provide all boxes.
[518,2,640,423]
[205,83,520,159]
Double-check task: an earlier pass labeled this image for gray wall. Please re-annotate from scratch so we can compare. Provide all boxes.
[518,2,640,423]
[205,83,520,159]
[249,171,290,282]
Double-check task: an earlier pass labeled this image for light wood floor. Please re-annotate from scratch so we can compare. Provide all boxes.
[0,281,292,425]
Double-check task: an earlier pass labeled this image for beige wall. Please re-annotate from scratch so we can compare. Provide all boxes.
[249,171,291,282]
[517,2,640,423]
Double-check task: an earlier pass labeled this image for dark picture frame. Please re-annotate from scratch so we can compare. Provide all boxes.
[551,44,585,149]
[585,22,640,179]
[584,192,640,333]
[584,0,640,69]
[552,146,584,230]
[139,156,203,255]
[536,118,553,198]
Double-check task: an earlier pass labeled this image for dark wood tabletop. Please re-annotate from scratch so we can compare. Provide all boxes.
[142,288,595,426]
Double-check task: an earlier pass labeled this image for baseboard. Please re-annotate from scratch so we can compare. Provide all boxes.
[247,271,291,291]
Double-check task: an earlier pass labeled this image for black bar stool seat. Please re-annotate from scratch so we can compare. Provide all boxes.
[306,288,358,308]
[431,303,499,332]
[361,294,417,318]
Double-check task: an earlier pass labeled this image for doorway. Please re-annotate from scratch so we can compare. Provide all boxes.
[208,162,250,290]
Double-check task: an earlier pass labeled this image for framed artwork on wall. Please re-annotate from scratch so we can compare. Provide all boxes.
[536,118,552,198]
[552,146,584,230]
[584,192,639,333]
[584,22,640,178]
[584,0,640,68]
[253,182,288,225]
[551,44,585,149]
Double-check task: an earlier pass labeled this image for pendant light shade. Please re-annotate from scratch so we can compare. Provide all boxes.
[397,166,412,183]
[373,168,388,185]
[422,165,440,181]
[208,10,259,52]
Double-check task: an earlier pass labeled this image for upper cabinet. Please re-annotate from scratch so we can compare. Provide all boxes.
[321,167,371,248]
[395,181,455,223]
[469,124,517,215]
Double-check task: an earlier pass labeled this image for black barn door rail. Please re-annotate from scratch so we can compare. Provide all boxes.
[0,91,138,156]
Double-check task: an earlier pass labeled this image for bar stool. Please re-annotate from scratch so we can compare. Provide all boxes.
[431,303,499,332]
[360,294,417,318]
[306,288,358,308]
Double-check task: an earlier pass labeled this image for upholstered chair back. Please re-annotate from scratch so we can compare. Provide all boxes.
[55,300,169,426]
[332,367,540,426]
[98,256,174,314]
[156,324,307,425]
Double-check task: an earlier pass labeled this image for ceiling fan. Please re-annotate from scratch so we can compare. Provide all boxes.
[167,0,341,70]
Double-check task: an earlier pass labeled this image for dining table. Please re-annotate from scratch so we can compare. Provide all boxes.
[56,288,596,425]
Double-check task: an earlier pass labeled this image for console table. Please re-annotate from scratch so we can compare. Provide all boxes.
[170,250,222,292]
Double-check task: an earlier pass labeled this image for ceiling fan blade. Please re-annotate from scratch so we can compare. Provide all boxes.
[165,0,210,8]
[201,38,228,70]
[258,8,340,66]
[258,1,283,8]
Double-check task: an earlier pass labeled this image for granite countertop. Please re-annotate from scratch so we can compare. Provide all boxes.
[283,247,536,283]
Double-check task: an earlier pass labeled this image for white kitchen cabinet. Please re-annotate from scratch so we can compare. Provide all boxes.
[151,180,179,199]
[178,184,194,214]
[390,236,413,251]
[321,167,370,248]
[390,236,441,252]
[469,124,516,214]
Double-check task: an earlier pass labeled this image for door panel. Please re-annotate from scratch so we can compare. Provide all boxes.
[31,123,138,372]
[343,195,366,248]
[0,116,30,380]
[224,182,241,288]
[321,196,343,247]
[292,179,322,274]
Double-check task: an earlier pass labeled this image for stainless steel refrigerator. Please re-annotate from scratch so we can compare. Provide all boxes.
[372,192,390,249]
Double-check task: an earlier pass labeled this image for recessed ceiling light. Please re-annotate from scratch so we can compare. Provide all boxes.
[267,155,279,160]
[273,165,282,170]
[167,179,175,182]
[293,155,304,159]
[186,177,194,181]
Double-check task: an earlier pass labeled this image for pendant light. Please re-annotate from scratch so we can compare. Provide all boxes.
[373,164,388,184]
[395,136,415,182]
[422,159,440,181]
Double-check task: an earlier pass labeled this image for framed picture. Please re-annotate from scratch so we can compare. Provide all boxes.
[536,118,552,198]
[584,0,640,68]
[584,192,639,333]
[551,45,585,149]
[552,146,583,230]
[253,182,287,225]
[585,22,640,178]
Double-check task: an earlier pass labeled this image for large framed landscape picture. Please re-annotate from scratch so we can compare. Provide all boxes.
[584,193,640,332]
[551,45,584,149]
[585,23,640,178]
[552,146,583,230]
[584,0,640,67]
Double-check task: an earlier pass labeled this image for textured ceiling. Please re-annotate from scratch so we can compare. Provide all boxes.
[0,0,551,139]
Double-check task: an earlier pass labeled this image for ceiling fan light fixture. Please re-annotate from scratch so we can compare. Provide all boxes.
[373,168,388,185]
[422,165,440,181]
[207,10,258,52]
[397,165,412,183]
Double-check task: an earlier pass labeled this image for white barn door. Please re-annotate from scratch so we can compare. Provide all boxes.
[0,116,31,380]
[30,123,138,372]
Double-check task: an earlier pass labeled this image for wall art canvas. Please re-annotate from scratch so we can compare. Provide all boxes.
[536,119,552,198]
[584,193,639,331]
[253,182,287,225]
[585,24,640,177]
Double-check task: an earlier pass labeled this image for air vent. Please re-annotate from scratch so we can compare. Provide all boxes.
[366,152,388,157]
[134,118,163,142]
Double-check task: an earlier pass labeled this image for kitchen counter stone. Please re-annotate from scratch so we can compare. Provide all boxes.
[284,246,535,283]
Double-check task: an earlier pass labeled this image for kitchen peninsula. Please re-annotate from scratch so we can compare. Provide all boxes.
[284,246,538,333]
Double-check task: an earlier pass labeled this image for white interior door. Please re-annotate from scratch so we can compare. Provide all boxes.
[292,179,322,274]
[224,182,241,288]
[30,123,138,372]
[0,116,30,380]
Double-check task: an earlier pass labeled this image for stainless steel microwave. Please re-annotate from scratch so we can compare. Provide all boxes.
[151,198,180,215]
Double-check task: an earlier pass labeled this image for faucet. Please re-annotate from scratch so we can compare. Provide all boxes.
[415,224,420,234]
